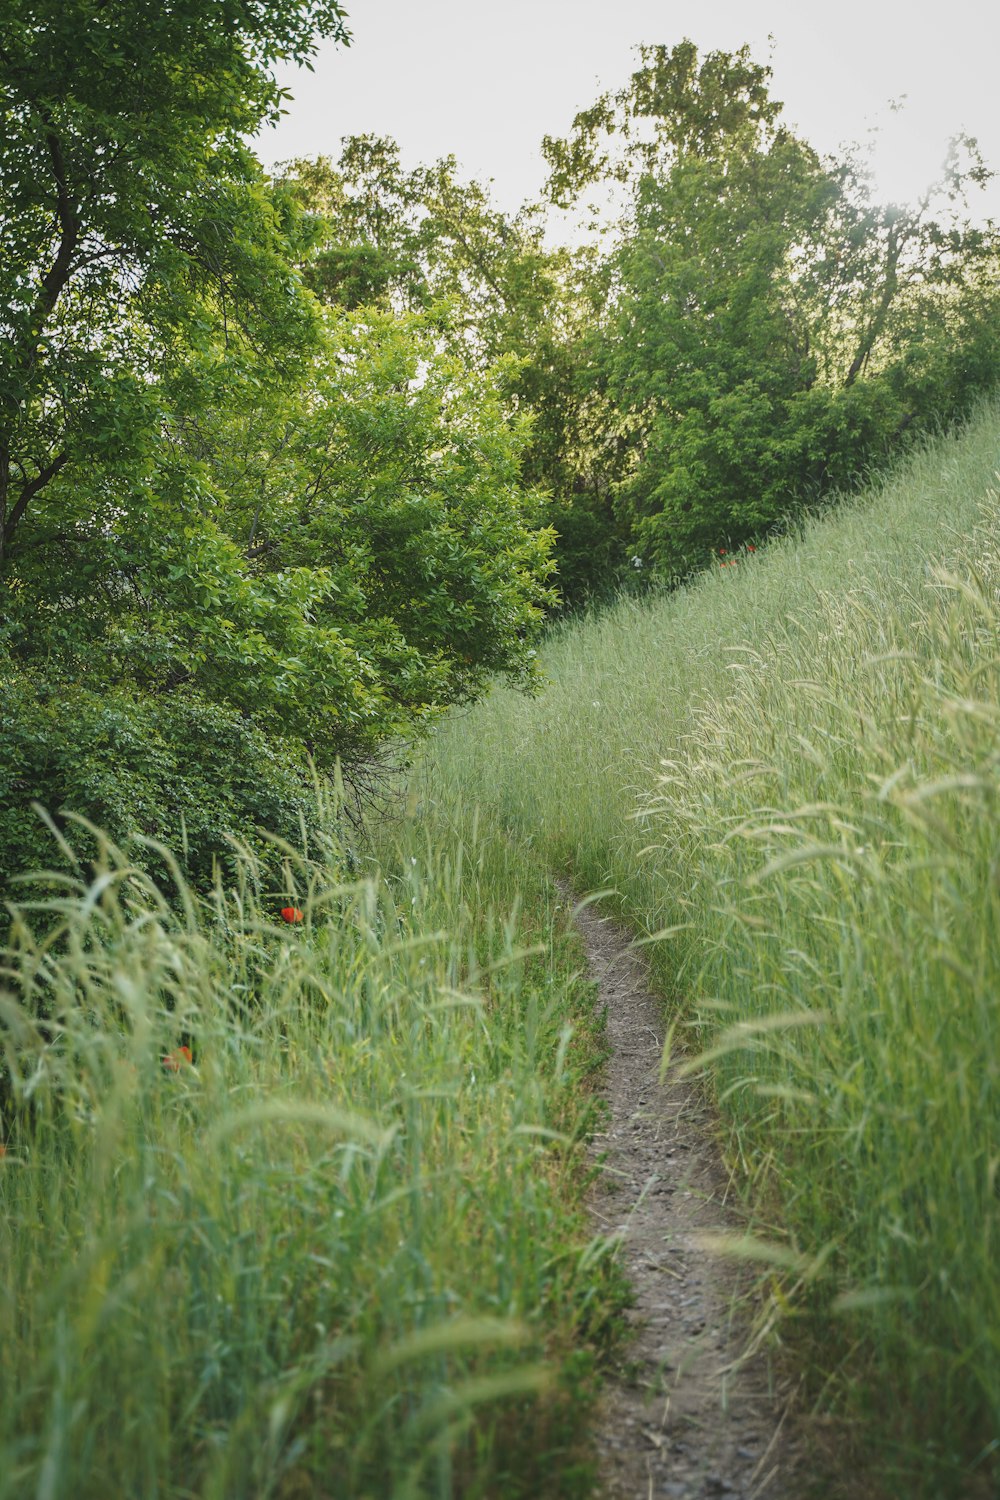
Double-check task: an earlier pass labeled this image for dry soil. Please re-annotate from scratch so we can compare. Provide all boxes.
[569,894,811,1500]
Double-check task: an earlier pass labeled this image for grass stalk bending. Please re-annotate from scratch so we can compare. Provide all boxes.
[0,813,622,1499]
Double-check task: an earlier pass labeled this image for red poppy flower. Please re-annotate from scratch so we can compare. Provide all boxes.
[162,1046,193,1072]
[746,543,756,552]
[280,906,304,924]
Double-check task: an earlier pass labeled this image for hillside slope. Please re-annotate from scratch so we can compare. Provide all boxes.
[418,400,1000,1495]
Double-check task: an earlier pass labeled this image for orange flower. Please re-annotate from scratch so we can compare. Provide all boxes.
[280,906,304,924]
[162,1046,193,1072]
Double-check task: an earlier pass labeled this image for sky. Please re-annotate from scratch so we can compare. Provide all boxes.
[255,0,1000,225]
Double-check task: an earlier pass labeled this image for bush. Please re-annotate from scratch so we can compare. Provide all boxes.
[0,664,329,902]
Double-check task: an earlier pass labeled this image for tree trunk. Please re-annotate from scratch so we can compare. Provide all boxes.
[0,446,10,573]
[844,223,903,389]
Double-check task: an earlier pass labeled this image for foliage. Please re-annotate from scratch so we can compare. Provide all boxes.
[0,0,350,570]
[176,307,557,720]
[0,5,557,892]
[605,129,839,569]
[276,145,627,604]
[541,41,1000,583]
[277,139,563,358]
[542,40,782,204]
[0,665,327,892]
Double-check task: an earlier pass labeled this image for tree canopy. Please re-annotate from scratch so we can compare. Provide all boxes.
[0,0,557,889]
[541,42,1000,583]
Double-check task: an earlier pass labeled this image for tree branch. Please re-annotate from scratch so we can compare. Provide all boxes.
[2,451,69,547]
[0,128,80,568]
[33,133,81,333]
[844,222,903,389]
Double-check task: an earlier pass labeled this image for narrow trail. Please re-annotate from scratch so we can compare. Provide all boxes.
[569,896,810,1500]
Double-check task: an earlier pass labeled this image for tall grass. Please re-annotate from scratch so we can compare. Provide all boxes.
[0,812,621,1499]
[419,400,1000,1494]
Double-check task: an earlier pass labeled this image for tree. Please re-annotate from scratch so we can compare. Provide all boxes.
[0,0,352,571]
[542,40,782,207]
[543,42,1000,577]
[605,124,841,567]
[278,143,633,605]
[0,2,559,892]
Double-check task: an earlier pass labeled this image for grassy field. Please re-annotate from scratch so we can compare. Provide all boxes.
[417,400,1000,1495]
[0,810,625,1499]
[3,404,998,1498]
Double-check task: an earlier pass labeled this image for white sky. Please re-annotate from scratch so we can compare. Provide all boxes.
[256,0,1000,225]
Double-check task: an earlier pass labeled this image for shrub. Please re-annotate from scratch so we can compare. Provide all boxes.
[0,663,329,901]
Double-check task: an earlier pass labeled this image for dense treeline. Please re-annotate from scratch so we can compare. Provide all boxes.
[2,8,998,890]
[276,43,1000,594]
[541,45,1000,582]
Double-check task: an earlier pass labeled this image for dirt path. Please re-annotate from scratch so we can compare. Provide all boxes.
[569,895,809,1500]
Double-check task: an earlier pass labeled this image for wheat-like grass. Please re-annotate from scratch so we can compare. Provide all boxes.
[0,810,615,1498]
[422,399,1000,1495]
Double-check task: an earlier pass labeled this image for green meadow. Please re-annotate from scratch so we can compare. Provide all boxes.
[3,402,1000,1498]
[5,9,1000,1496]
[418,398,1000,1494]
[0,814,623,1498]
